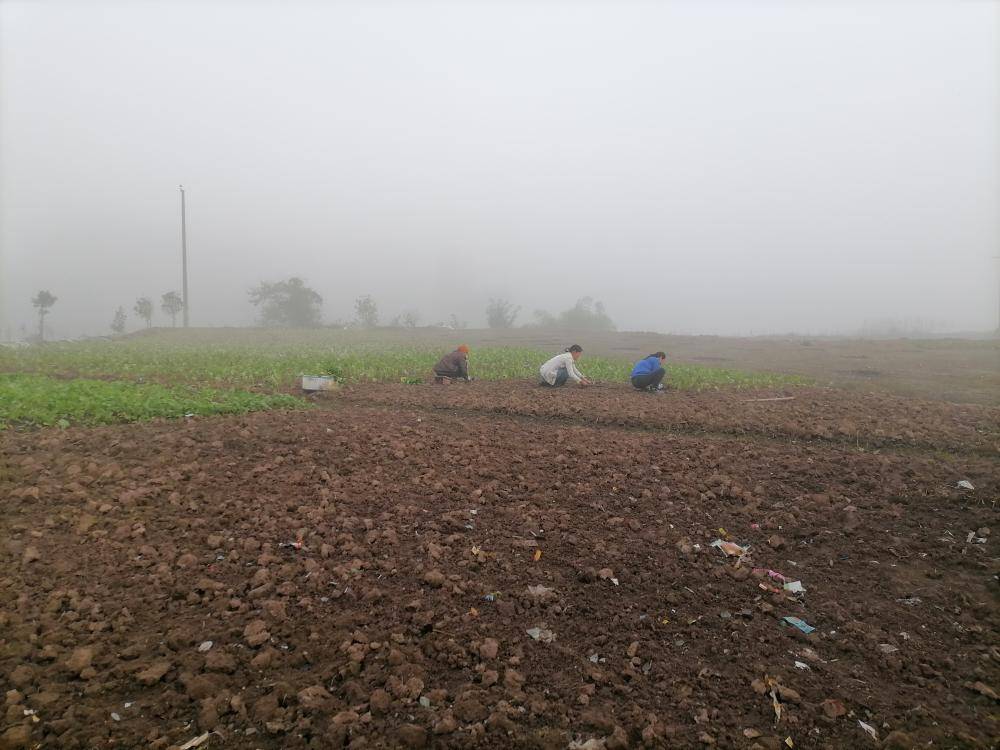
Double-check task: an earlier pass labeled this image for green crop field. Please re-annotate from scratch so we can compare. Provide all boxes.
[0,373,305,429]
[0,330,809,391]
[0,330,808,428]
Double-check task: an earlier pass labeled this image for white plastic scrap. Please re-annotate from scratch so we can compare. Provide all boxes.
[783,581,806,594]
[710,539,749,557]
[956,480,975,490]
[858,721,879,742]
[197,641,213,652]
[111,712,121,722]
[794,661,810,670]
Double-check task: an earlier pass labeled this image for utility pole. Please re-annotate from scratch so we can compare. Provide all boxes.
[995,254,1000,337]
[0,246,5,341]
[180,185,189,327]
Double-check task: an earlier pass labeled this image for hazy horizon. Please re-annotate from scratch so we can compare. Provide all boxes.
[1,0,998,339]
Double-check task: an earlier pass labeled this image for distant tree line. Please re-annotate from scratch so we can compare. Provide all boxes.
[25,279,615,340]
[532,296,616,330]
[244,278,616,331]
[26,288,187,341]
[486,295,616,331]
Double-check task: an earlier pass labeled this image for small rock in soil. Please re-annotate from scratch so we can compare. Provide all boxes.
[776,685,801,704]
[397,723,428,748]
[243,620,270,647]
[883,730,916,749]
[64,647,94,674]
[370,689,391,714]
[433,711,458,734]
[297,685,333,710]
[204,651,237,673]
[479,638,500,660]
[423,570,446,587]
[821,698,846,718]
[454,698,488,723]
[1,724,33,749]
[332,710,359,726]
[135,661,172,686]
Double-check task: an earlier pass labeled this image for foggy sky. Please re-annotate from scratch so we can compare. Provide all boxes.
[1,0,997,338]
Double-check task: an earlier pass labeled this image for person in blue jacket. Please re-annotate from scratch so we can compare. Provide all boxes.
[630,352,667,392]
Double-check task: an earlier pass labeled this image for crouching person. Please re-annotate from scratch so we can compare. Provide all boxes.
[539,345,590,387]
[630,351,667,393]
[433,345,471,383]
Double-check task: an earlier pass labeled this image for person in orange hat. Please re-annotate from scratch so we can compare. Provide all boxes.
[433,345,472,383]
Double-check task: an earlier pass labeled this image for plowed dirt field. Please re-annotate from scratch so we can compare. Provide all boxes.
[2,383,998,749]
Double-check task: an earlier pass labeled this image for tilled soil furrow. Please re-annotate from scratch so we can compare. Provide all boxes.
[336,382,1000,459]
[334,394,1000,460]
[1,398,997,749]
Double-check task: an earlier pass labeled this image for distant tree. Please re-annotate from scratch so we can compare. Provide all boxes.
[134,297,153,328]
[530,309,557,327]
[31,290,57,342]
[248,277,323,327]
[354,295,379,328]
[389,310,419,327]
[111,306,127,335]
[448,313,467,330]
[161,291,184,327]
[486,298,519,328]
[557,297,616,330]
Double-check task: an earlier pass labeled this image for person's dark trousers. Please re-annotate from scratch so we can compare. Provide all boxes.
[631,367,665,390]
[542,366,570,387]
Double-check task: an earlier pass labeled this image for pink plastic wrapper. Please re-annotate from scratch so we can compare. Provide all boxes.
[753,568,789,583]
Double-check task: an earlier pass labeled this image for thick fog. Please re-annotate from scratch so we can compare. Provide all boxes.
[1,0,997,338]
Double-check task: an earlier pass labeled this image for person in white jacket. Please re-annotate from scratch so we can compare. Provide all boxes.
[539,345,591,387]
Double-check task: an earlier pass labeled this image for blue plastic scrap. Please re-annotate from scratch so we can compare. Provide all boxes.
[782,616,815,634]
